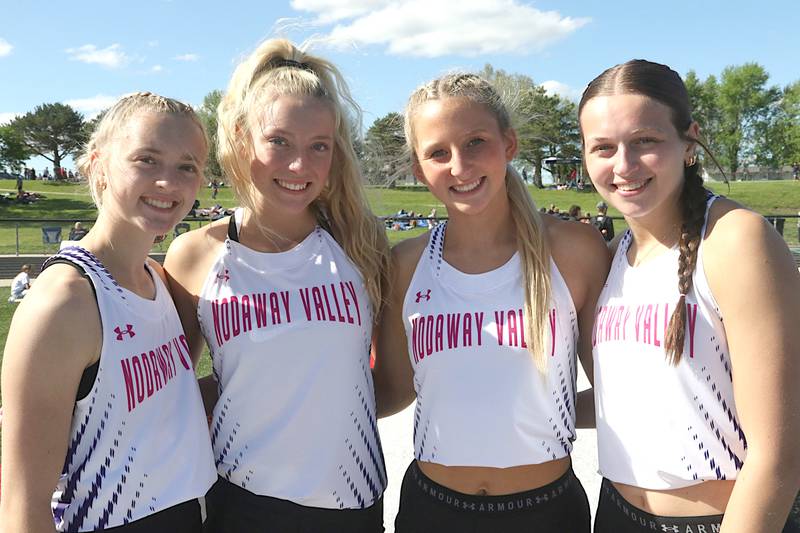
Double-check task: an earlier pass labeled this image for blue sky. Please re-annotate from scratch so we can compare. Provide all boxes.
[1,0,797,171]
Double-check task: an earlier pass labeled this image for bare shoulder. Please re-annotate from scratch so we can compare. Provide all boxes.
[164,217,228,282]
[703,196,798,293]
[542,216,611,312]
[544,215,610,269]
[5,263,101,370]
[390,231,430,283]
[704,197,785,261]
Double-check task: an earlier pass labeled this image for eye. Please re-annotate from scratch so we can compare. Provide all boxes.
[590,144,614,154]
[467,137,485,148]
[311,141,330,153]
[180,163,199,174]
[267,137,288,146]
[427,149,448,160]
[135,155,157,164]
[635,137,660,145]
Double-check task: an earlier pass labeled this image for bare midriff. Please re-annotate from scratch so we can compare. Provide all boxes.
[612,480,735,516]
[417,456,571,496]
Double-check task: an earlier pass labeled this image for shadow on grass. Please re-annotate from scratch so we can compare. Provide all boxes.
[0,196,97,220]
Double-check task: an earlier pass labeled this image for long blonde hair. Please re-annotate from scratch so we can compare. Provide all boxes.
[404,73,552,370]
[216,38,389,317]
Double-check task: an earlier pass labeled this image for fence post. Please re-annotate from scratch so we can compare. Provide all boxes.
[15,223,20,256]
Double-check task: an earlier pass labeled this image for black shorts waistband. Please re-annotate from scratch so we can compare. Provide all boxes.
[599,478,723,531]
[406,461,579,514]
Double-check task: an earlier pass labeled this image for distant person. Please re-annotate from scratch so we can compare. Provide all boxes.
[567,204,582,221]
[211,178,219,199]
[793,161,799,180]
[68,221,88,240]
[8,264,31,302]
[16,174,23,195]
[592,201,615,242]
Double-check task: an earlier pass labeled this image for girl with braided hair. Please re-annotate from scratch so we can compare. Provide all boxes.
[164,38,389,531]
[373,72,609,532]
[580,59,800,532]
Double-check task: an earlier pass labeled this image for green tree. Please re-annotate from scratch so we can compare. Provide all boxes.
[717,63,780,178]
[363,111,406,186]
[197,90,223,180]
[480,64,579,187]
[685,71,724,172]
[0,125,31,172]
[11,103,86,178]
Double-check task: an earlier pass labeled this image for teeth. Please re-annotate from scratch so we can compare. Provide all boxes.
[616,180,647,192]
[277,180,308,191]
[452,178,482,193]
[143,198,173,209]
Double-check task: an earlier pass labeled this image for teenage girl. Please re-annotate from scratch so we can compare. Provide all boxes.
[164,39,390,532]
[373,73,609,532]
[580,59,800,532]
[0,93,216,532]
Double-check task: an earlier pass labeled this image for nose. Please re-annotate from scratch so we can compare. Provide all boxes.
[288,149,306,173]
[613,144,639,178]
[449,150,470,180]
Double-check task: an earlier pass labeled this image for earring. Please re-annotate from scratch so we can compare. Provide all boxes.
[685,155,697,167]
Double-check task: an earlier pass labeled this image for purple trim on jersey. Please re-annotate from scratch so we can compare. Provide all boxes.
[210,396,231,455]
[61,396,97,480]
[217,422,241,478]
[46,247,127,300]
[337,454,366,508]
[353,381,388,487]
[694,394,745,471]
[58,401,112,531]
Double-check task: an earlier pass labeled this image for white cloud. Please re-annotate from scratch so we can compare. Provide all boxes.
[0,38,12,57]
[147,40,159,48]
[65,44,129,68]
[539,80,581,101]
[64,94,119,119]
[173,53,199,62]
[151,64,164,73]
[296,0,589,57]
[0,112,20,125]
[291,0,390,24]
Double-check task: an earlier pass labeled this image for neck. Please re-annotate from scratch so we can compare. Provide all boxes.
[76,213,157,293]
[240,207,319,253]
[442,197,517,272]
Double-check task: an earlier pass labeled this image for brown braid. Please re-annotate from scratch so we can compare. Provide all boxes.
[663,161,708,365]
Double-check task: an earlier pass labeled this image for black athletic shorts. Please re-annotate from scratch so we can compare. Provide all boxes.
[394,461,590,533]
[98,498,202,532]
[203,476,384,533]
[594,478,799,533]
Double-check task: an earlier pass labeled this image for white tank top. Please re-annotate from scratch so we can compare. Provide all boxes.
[196,212,386,509]
[45,247,217,532]
[593,196,747,489]
[403,223,579,468]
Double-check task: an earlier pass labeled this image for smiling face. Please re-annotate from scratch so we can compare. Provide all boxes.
[247,94,335,225]
[580,93,696,226]
[97,111,206,236]
[411,96,516,219]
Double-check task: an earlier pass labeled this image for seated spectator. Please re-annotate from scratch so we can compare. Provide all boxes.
[8,265,31,302]
[566,204,582,221]
[68,222,89,241]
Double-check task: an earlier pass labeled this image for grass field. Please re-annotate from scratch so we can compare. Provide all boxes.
[1,179,799,253]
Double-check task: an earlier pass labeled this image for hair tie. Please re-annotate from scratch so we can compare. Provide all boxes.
[270,58,312,72]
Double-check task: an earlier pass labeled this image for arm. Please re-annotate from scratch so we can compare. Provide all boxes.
[0,267,101,532]
[548,219,611,428]
[372,236,426,418]
[164,225,223,413]
[704,203,800,532]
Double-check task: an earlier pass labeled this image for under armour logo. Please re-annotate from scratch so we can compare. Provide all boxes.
[661,526,680,532]
[114,324,136,340]
[216,269,230,282]
[415,289,431,303]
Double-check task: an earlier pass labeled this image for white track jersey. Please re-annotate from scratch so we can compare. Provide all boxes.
[45,247,216,532]
[197,214,386,509]
[403,223,579,468]
[593,196,746,490]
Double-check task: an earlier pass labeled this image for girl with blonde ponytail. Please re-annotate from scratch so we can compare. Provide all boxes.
[373,72,609,532]
[580,59,800,532]
[164,38,389,531]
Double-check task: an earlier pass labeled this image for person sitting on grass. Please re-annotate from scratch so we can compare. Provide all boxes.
[8,264,31,302]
